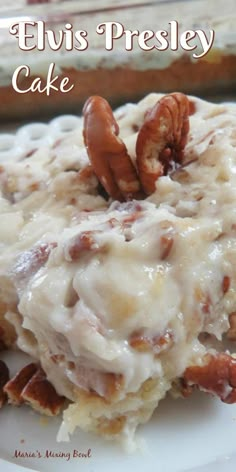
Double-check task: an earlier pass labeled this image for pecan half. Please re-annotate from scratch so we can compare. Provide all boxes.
[83,96,142,201]
[4,363,38,405]
[4,363,65,415]
[129,330,173,355]
[136,92,189,195]
[21,368,65,416]
[222,275,230,294]
[13,242,57,283]
[65,230,108,262]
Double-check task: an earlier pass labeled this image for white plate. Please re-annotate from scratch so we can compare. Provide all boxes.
[1,351,236,472]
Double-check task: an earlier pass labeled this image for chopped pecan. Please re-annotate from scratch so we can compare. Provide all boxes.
[122,211,143,227]
[184,353,236,403]
[160,234,174,260]
[129,330,173,355]
[13,242,57,282]
[21,368,65,416]
[195,287,212,316]
[4,363,65,415]
[4,363,38,405]
[82,94,189,200]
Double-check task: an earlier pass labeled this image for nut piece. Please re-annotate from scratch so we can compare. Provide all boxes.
[159,221,175,260]
[83,96,142,201]
[65,230,107,262]
[21,367,65,416]
[4,363,65,416]
[184,353,236,403]
[0,360,10,408]
[222,275,230,294]
[136,92,190,195]
[83,93,190,200]
[129,330,173,355]
[4,363,38,405]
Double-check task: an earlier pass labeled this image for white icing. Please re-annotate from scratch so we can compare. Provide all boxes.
[1,92,236,439]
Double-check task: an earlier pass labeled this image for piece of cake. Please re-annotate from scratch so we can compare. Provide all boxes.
[1,92,236,446]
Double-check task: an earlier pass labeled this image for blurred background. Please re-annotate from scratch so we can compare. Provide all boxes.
[0,0,235,124]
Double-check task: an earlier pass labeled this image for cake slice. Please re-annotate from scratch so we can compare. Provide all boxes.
[1,92,236,445]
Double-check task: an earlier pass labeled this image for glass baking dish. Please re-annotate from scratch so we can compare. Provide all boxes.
[0,0,235,121]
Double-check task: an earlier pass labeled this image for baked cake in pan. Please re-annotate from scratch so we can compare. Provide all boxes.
[0,0,236,120]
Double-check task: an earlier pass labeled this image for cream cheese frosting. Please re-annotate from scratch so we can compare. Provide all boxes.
[1,93,236,443]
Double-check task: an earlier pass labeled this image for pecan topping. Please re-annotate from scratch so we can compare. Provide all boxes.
[21,368,65,416]
[183,353,236,403]
[83,93,189,201]
[83,96,142,201]
[160,234,174,259]
[222,275,230,294]
[129,330,173,355]
[136,92,189,195]
[65,230,108,261]
[122,211,143,227]
[4,363,65,415]
[4,363,38,405]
